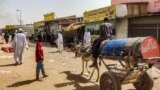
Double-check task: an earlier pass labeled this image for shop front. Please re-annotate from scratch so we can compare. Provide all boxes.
[43,12,55,33]
[64,22,85,45]
[53,16,83,44]
[34,21,45,36]
[84,5,116,40]
[129,15,160,43]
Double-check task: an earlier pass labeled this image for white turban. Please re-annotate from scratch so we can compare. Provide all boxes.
[19,28,23,32]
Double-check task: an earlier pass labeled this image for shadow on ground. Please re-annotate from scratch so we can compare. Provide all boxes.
[0,63,17,67]
[54,71,99,90]
[7,79,37,87]
[48,51,60,54]
[28,44,35,47]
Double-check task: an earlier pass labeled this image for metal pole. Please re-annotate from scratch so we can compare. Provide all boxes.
[17,9,22,26]
[20,10,22,26]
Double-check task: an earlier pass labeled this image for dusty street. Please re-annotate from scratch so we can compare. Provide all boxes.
[0,42,160,90]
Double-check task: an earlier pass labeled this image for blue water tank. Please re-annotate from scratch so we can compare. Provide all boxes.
[101,39,128,56]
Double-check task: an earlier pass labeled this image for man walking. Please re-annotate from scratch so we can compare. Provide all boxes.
[4,31,9,44]
[57,30,63,53]
[12,28,28,65]
[2,31,5,40]
[35,35,48,80]
[11,30,17,41]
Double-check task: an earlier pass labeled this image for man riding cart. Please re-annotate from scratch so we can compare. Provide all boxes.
[90,17,113,68]
[98,36,160,90]
[77,17,160,90]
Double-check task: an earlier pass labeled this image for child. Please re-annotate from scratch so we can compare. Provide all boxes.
[36,35,48,80]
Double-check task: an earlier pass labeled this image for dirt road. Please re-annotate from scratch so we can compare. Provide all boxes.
[0,42,160,90]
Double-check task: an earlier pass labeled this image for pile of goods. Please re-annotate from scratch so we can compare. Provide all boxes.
[1,44,13,53]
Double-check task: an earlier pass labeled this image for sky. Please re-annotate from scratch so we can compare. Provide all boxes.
[0,0,111,28]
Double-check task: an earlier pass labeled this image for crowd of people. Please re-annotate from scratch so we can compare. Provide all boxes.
[1,27,66,80]
[0,17,113,80]
[36,29,64,53]
[1,28,49,80]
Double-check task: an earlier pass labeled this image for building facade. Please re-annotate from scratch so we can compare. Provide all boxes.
[112,0,160,43]
[112,0,160,13]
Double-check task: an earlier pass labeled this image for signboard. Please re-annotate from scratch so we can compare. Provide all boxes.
[84,5,116,23]
[141,36,160,63]
[6,25,15,30]
[44,12,55,21]
[34,21,45,28]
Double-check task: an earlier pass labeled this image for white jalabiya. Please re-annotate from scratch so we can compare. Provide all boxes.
[57,33,63,52]
[12,33,28,63]
[83,31,91,46]
[1,32,5,41]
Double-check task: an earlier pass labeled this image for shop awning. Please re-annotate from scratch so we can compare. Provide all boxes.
[64,23,84,32]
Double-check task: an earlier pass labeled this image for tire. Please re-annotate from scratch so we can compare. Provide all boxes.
[100,71,121,90]
[133,72,154,90]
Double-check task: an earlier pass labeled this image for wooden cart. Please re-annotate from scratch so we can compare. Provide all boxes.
[99,36,160,90]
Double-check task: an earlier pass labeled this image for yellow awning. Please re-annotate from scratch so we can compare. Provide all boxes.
[64,23,84,32]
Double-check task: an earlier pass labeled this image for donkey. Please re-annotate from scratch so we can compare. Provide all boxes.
[75,44,100,82]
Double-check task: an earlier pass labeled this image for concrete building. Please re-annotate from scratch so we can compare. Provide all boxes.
[112,0,160,43]
[112,0,160,13]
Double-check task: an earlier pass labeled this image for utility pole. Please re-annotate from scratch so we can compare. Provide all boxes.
[16,9,22,26]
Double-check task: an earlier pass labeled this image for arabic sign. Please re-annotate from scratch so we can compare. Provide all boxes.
[141,36,160,61]
[44,12,55,21]
[84,5,116,23]
[34,21,45,28]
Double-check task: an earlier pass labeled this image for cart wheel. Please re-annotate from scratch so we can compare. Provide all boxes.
[100,71,121,90]
[133,72,154,90]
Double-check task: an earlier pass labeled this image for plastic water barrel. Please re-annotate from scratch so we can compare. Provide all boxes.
[101,39,127,56]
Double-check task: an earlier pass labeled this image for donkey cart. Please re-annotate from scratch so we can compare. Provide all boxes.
[99,36,160,90]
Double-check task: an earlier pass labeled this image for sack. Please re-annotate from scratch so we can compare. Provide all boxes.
[1,44,13,53]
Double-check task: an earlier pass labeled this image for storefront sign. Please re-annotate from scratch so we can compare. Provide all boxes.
[5,25,15,30]
[44,12,55,21]
[84,5,116,23]
[34,21,45,28]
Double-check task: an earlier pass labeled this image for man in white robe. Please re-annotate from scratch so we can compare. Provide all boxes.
[57,30,63,53]
[83,29,91,46]
[1,32,5,41]
[12,28,28,65]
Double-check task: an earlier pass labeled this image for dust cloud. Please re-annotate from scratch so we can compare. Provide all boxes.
[0,0,19,28]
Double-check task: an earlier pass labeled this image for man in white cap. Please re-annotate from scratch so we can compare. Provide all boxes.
[12,28,28,65]
[56,29,63,53]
